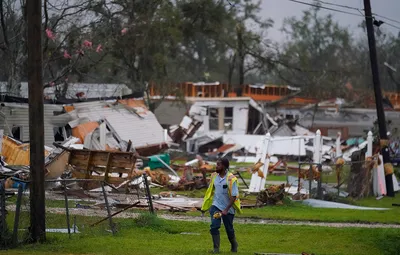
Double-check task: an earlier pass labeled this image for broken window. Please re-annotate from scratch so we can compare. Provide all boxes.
[209,108,219,130]
[11,126,21,140]
[53,126,72,142]
[224,107,233,130]
[54,127,65,142]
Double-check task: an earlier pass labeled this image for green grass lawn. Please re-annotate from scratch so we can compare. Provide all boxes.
[182,198,400,224]
[153,184,400,224]
[239,202,400,224]
[237,193,400,224]
[2,214,400,255]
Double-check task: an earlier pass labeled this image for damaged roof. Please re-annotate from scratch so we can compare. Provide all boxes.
[272,122,315,137]
[0,82,132,99]
[67,99,167,149]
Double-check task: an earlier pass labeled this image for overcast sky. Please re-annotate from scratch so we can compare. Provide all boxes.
[260,0,399,41]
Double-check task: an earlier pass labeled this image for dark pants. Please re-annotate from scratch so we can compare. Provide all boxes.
[209,205,235,237]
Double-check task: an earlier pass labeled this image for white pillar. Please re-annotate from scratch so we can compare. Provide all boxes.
[260,133,272,190]
[163,129,168,143]
[249,133,271,192]
[313,129,322,164]
[366,131,373,157]
[336,132,342,158]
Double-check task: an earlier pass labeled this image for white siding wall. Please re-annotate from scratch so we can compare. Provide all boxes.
[191,100,249,135]
[0,104,67,145]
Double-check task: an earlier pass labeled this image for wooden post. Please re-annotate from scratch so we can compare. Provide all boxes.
[27,0,46,242]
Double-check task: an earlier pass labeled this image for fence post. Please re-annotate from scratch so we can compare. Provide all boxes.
[249,133,271,192]
[0,180,6,247]
[12,184,23,246]
[336,132,342,158]
[143,173,155,214]
[101,182,115,235]
[313,130,322,164]
[366,131,373,157]
[63,181,71,238]
[312,130,322,199]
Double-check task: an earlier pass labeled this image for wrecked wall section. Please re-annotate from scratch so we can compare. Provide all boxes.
[0,103,72,146]
[188,98,250,136]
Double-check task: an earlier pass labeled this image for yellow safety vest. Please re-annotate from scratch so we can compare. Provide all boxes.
[201,172,243,214]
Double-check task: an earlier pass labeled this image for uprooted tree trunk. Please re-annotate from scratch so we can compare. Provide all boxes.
[347,148,373,199]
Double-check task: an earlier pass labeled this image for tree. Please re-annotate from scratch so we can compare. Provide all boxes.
[0,0,105,98]
[272,4,355,98]
[0,0,27,95]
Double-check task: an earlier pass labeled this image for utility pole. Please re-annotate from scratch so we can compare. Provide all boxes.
[27,0,46,241]
[363,0,394,197]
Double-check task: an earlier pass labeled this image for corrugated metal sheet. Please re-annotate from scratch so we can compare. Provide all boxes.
[70,100,165,148]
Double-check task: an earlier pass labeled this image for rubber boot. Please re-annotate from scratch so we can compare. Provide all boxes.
[209,234,220,254]
[228,233,238,253]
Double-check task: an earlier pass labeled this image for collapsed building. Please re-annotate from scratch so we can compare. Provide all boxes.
[150,82,400,158]
[0,96,169,156]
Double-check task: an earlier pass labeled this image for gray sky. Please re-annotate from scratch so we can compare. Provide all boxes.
[260,0,399,41]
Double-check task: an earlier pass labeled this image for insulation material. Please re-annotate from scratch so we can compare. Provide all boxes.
[118,99,148,115]
[72,122,99,143]
[64,105,75,112]
[1,135,51,165]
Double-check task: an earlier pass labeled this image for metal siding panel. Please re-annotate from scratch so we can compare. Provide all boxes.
[106,111,165,148]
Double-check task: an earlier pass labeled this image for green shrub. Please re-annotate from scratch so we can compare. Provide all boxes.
[133,213,164,230]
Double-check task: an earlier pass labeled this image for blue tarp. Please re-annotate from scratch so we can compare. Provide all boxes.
[346,137,365,146]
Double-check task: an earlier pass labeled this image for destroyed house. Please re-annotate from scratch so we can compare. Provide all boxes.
[0,95,169,156]
[151,82,400,140]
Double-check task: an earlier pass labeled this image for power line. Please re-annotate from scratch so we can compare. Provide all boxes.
[314,0,400,28]
[384,22,400,31]
[313,0,360,11]
[287,0,400,30]
[287,0,363,17]
[374,13,400,25]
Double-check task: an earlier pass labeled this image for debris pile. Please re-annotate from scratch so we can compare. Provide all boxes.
[256,184,286,206]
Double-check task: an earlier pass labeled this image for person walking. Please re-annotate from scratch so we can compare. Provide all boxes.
[201,157,243,253]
